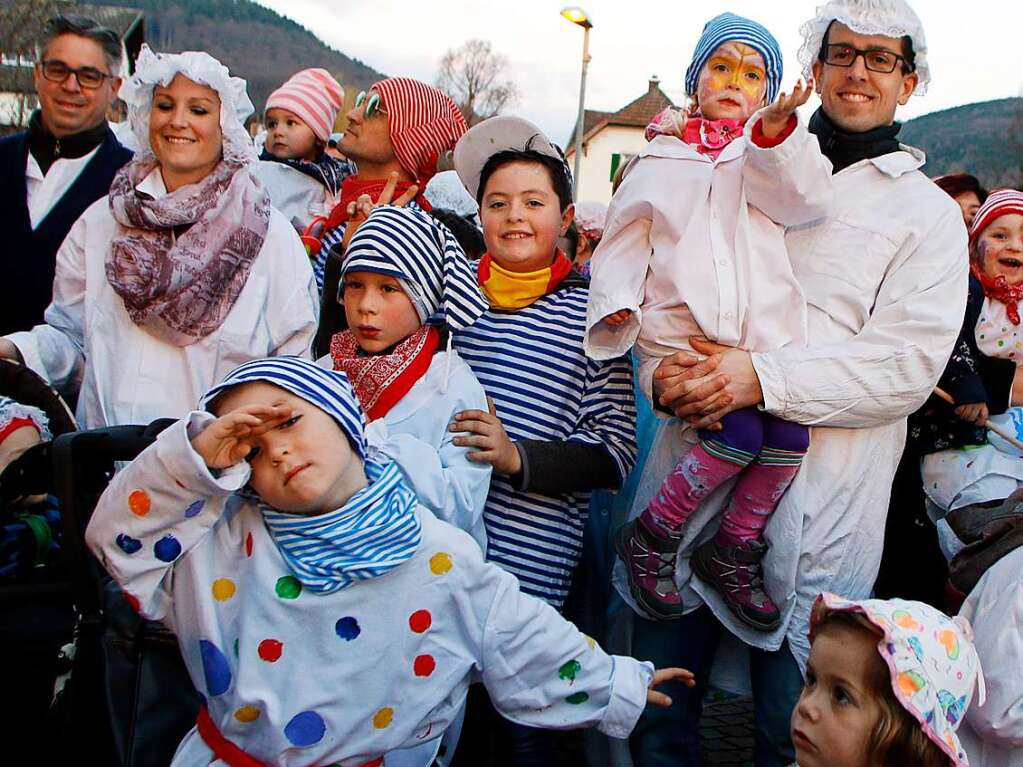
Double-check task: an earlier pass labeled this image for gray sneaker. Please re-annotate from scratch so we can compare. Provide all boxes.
[691,538,780,631]
[614,517,684,621]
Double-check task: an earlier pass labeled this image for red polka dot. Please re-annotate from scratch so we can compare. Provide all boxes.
[358,758,383,767]
[413,654,436,677]
[258,638,283,662]
[408,609,432,633]
[245,533,253,557]
[174,479,186,489]
[124,592,141,612]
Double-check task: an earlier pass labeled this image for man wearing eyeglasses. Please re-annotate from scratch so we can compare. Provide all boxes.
[628,2,969,766]
[0,13,132,336]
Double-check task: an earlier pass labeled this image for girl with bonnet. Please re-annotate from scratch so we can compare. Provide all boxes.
[0,45,318,429]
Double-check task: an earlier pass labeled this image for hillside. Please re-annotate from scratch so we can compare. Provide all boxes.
[90,0,386,113]
[902,97,1023,188]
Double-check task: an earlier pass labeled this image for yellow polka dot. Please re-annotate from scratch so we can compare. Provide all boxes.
[373,707,393,729]
[584,635,597,650]
[234,705,261,723]
[212,579,236,601]
[429,552,453,575]
[128,490,151,516]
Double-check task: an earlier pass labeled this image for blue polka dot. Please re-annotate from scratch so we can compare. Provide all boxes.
[154,534,182,562]
[184,499,205,518]
[115,533,142,555]
[284,710,326,746]
[198,639,232,696]
[335,616,360,641]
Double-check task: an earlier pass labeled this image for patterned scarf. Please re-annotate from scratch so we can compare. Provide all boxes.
[330,325,440,421]
[971,262,1023,325]
[645,108,744,159]
[261,459,421,593]
[106,156,270,346]
[478,250,573,309]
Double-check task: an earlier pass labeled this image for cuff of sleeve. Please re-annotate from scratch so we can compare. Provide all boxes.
[744,109,805,164]
[155,412,251,494]
[751,350,786,417]
[585,294,642,361]
[598,657,655,739]
[5,331,43,378]
[749,114,797,148]
[509,442,529,491]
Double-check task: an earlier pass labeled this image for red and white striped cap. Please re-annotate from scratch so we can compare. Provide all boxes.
[371,77,467,186]
[970,188,1023,245]
[266,68,343,142]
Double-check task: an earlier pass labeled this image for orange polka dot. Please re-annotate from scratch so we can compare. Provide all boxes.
[234,705,261,723]
[128,490,151,516]
[429,552,452,575]
[373,707,393,729]
[212,579,236,601]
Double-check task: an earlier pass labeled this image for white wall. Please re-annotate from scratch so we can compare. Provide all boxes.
[569,124,649,204]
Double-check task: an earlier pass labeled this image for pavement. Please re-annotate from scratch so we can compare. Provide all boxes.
[699,690,756,766]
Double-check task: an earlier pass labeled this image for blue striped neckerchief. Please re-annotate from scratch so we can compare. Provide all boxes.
[261,459,421,593]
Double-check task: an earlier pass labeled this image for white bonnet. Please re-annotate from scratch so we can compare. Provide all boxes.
[798,0,930,95]
[119,44,256,164]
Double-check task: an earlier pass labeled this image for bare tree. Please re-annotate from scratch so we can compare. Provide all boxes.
[0,0,69,129]
[436,39,516,126]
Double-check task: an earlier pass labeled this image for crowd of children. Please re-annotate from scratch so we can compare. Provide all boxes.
[1,0,1021,765]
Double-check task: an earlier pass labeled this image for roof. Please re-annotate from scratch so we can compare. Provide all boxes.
[565,77,676,155]
[76,4,144,40]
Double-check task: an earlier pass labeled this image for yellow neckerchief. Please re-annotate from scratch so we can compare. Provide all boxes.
[478,250,572,310]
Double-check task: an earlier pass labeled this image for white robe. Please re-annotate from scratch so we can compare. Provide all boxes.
[85,415,654,766]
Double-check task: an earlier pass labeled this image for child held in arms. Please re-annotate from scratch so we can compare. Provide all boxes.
[85,356,690,767]
[586,13,833,630]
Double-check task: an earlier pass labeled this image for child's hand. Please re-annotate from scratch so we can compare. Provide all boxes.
[450,397,522,475]
[603,309,633,327]
[760,78,814,139]
[646,667,696,707]
[340,171,419,251]
[191,405,293,470]
[955,402,989,426]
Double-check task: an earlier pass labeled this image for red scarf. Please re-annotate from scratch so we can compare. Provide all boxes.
[330,325,440,421]
[324,175,433,231]
[972,263,1023,325]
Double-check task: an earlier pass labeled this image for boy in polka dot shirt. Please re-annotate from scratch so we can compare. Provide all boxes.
[85,357,691,767]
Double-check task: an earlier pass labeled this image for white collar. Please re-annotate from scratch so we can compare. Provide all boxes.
[837,145,926,178]
[640,133,746,163]
[136,166,168,198]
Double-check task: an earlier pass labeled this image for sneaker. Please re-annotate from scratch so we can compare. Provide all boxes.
[614,517,684,621]
[691,538,781,631]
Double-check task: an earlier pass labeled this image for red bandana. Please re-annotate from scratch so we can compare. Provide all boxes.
[330,325,440,421]
[324,176,433,232]
[972,263,1023,325]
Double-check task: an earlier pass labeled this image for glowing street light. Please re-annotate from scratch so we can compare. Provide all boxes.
[561,6,592,200]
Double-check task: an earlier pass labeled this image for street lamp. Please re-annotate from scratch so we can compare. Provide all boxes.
[561,6,591,201]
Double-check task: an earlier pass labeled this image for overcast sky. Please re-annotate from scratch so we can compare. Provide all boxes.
[256,0,1022,147]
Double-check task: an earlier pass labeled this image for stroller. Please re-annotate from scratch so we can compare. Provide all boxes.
[0,360,198,765]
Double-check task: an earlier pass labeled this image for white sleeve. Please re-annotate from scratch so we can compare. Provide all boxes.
[84,412,249,621]
[266,218,319,359]
[752,207,968,428]
[5,213,90,393]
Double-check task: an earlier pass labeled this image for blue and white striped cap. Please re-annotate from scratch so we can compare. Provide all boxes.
[684,12,783,105]
[341,205,488,332]
[201,356,367,463]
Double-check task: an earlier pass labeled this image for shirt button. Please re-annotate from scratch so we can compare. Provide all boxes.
[724,312,734,319]
[718,258,727,266]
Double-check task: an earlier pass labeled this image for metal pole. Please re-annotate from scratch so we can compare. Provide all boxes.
[571,25,590,201]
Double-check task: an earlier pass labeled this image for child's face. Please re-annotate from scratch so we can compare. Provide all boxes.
[696,42,768,122]
[791,623,884,767]
[955,191,982,228]
[975,213,1023,286]
[212,382,364,515]
[480,161,573,273]
[264,107,319,161]
[341,270,422,353]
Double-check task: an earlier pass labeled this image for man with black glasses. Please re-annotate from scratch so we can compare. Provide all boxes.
[626,1,969,765]
[0,13,132,335]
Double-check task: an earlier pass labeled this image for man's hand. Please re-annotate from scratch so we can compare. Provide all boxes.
[603,309,633,327]
[190,405,293,470]
[653,337,763,429]
[954,402,989,426]
[340,171,419,251]
[760,78,814,139]
[450,397,521,475]
[646,667,696,707]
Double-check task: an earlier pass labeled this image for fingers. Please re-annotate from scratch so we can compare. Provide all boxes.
[686,401,735,430]
[655,351,714,380]
[658,371,729,411]
[452,409,494,426]
[486,396,497,417]
[392,184,420,208]
[377,171,399,204]
[652,667,696,687]
[646,689,674,708]
[689,336,731,356]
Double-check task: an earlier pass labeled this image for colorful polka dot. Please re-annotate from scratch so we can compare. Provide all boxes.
[116,533,142,555]
[583,635,597,650]
[566,692,589,705]
[128,490,151,516]
[275,575,302,599]
[335,616,361,641]
[409,609,432,633]
[413,654,436,677]
[559,659,581,682]
[358,759,384,767]
[234,705,261,723]
[429,552,453,575]
[245,533,254,557]
[212,579,236,601]
[184,499,205,518]
[233,638,239,658]
[372,707,393,729]
[154,534,182,562]
[284,710,326,746]
[258,638,283,662]
[199,639,232,696]
[124,592,141,612]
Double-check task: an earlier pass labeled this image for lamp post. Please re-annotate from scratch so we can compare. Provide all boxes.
[561,6,591,201]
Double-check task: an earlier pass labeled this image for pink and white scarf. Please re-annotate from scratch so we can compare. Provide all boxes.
[105,157,270,346]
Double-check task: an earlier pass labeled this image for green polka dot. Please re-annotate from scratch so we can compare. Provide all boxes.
[566,692,589,705]
[275,575,302,599]
[998,340,1005,347]
[558,659,581,682]
[233,638,239,657]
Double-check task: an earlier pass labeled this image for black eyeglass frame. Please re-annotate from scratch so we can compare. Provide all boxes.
[38,59,116,89]
[818,43,915,75]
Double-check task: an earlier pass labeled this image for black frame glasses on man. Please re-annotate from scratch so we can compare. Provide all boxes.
[819,44,914,74]
[38,59,115,89]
